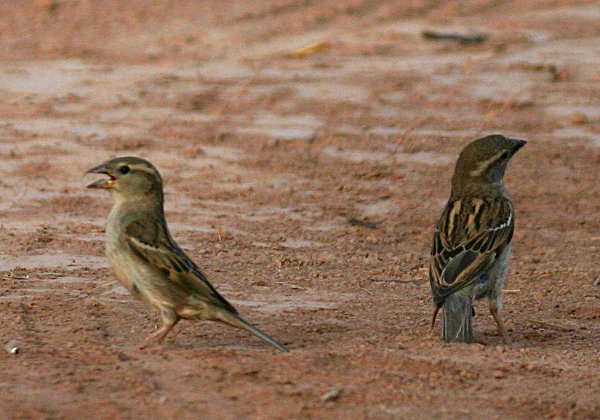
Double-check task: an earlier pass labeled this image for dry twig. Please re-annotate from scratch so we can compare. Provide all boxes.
[528,319,575,332]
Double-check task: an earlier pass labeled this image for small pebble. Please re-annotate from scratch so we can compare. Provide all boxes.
[570,113,588,125]
[321,389,342,402]
[4,339,19,355]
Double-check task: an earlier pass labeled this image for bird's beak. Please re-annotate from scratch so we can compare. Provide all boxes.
[85,164,115,189]
[509,138,526,155]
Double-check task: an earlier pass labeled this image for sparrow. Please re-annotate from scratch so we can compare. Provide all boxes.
[429,134,526,344]
[86,157,288,352]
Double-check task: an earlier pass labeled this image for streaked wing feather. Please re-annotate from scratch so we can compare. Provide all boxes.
[125,220,237,313]
[430,197,513,305]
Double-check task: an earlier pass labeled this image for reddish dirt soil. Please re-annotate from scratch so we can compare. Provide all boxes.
[0,1,599,418]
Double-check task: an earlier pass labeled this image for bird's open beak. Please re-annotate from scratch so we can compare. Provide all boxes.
[85,164,115,189]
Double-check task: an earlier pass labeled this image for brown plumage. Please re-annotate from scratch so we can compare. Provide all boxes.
[429,134,525,344]
[86,157,288,352]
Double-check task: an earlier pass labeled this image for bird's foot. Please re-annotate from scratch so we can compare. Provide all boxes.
[139,328,167,350]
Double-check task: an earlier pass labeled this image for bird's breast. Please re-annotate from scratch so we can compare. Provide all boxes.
[104,207,141,293]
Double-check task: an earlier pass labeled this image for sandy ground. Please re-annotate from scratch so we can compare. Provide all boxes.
[0,1,599,418]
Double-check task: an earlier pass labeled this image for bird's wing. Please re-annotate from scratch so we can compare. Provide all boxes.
[429,197,514,306]
[125,219,237,313]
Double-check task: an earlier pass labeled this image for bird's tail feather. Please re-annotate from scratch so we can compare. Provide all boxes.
[216,310,289,352]
[442,292,474,343]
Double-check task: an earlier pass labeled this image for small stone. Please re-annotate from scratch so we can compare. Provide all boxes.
[35,0,59,12]
[117,352,132,362]
[493,370,505,379]
[570,113,588,125]
[321,389,342,402]
[4,339,19,355]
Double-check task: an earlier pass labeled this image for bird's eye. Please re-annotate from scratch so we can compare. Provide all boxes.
[120,165,130,174]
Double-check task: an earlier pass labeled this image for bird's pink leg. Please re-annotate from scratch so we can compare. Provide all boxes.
[139,317,180,349]
[490,299,511,346]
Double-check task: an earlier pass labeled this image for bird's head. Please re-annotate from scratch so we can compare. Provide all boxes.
[452,134,526,189]
[85,157,164,204]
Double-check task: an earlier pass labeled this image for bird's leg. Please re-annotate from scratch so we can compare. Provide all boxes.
[140,310,180,349]
[489,298,511,346]
[430,303,441,330]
